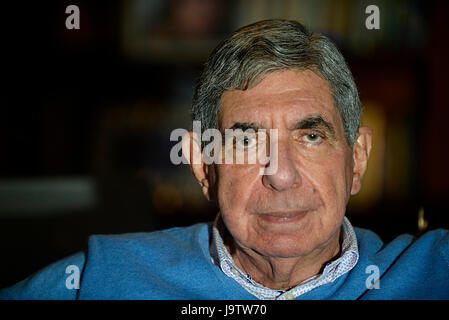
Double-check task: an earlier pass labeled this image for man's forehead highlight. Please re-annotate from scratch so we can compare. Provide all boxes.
[217,70,342,139]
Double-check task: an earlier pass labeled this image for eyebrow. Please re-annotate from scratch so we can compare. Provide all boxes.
[226,122,261,132]
[292,115,336,138]
[225,115,336,138]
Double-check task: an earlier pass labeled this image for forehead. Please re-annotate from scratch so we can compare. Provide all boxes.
[219,69,341,130]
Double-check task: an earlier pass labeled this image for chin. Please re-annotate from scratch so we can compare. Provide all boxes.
[256,236,317,258]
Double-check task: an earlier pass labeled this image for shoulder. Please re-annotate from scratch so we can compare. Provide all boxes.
[0,252,85,300]
[87,222,212,257]
[0,223,213,300]
[355,226,449,262]
[78,222,215,299]
[82,222,213,276]
[353,227,449,299]
[410,228,449,265]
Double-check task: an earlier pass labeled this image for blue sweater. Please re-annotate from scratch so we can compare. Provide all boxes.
[1,223,448,299]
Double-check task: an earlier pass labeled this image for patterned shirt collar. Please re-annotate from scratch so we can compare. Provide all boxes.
[210,214,359,300]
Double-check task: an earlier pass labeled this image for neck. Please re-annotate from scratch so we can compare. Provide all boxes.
[226,230,341,290]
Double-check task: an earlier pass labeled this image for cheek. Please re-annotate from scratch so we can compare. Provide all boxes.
[215,164,260,215]
[308,153,352,212]
[214,165,262,243]
[293,141,352,196]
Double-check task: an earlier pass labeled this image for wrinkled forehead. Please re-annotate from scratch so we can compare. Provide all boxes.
[218,69,343,132]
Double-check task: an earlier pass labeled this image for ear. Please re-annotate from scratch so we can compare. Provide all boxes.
[182,131,214,201]
[350,126,373,195]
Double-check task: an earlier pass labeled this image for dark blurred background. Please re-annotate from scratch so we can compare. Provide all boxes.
[1,0,448,289]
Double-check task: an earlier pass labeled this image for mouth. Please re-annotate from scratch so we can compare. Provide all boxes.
[257,210,308,224]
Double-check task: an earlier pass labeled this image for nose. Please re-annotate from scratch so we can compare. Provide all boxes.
[262,139,300,192]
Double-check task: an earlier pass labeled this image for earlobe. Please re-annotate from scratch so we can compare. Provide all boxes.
[350,126,373,195]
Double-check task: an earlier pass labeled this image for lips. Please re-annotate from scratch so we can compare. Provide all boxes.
[257,210,308,224]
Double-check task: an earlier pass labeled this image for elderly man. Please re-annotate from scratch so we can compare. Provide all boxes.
[1,20,448,300]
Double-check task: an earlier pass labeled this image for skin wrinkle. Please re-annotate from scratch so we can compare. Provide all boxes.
[186,69,372,290]
[220,70,348,289]
[193,20,363,149]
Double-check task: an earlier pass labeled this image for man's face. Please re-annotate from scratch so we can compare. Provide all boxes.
[213,69,356,258]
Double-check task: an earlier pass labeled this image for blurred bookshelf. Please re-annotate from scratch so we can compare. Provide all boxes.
[118,0,433,226]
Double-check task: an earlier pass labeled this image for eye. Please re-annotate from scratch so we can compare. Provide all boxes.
[236,135,257,149]
[303,133,322,143]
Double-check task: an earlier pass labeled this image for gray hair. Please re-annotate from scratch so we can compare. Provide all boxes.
[191,19,362,146]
